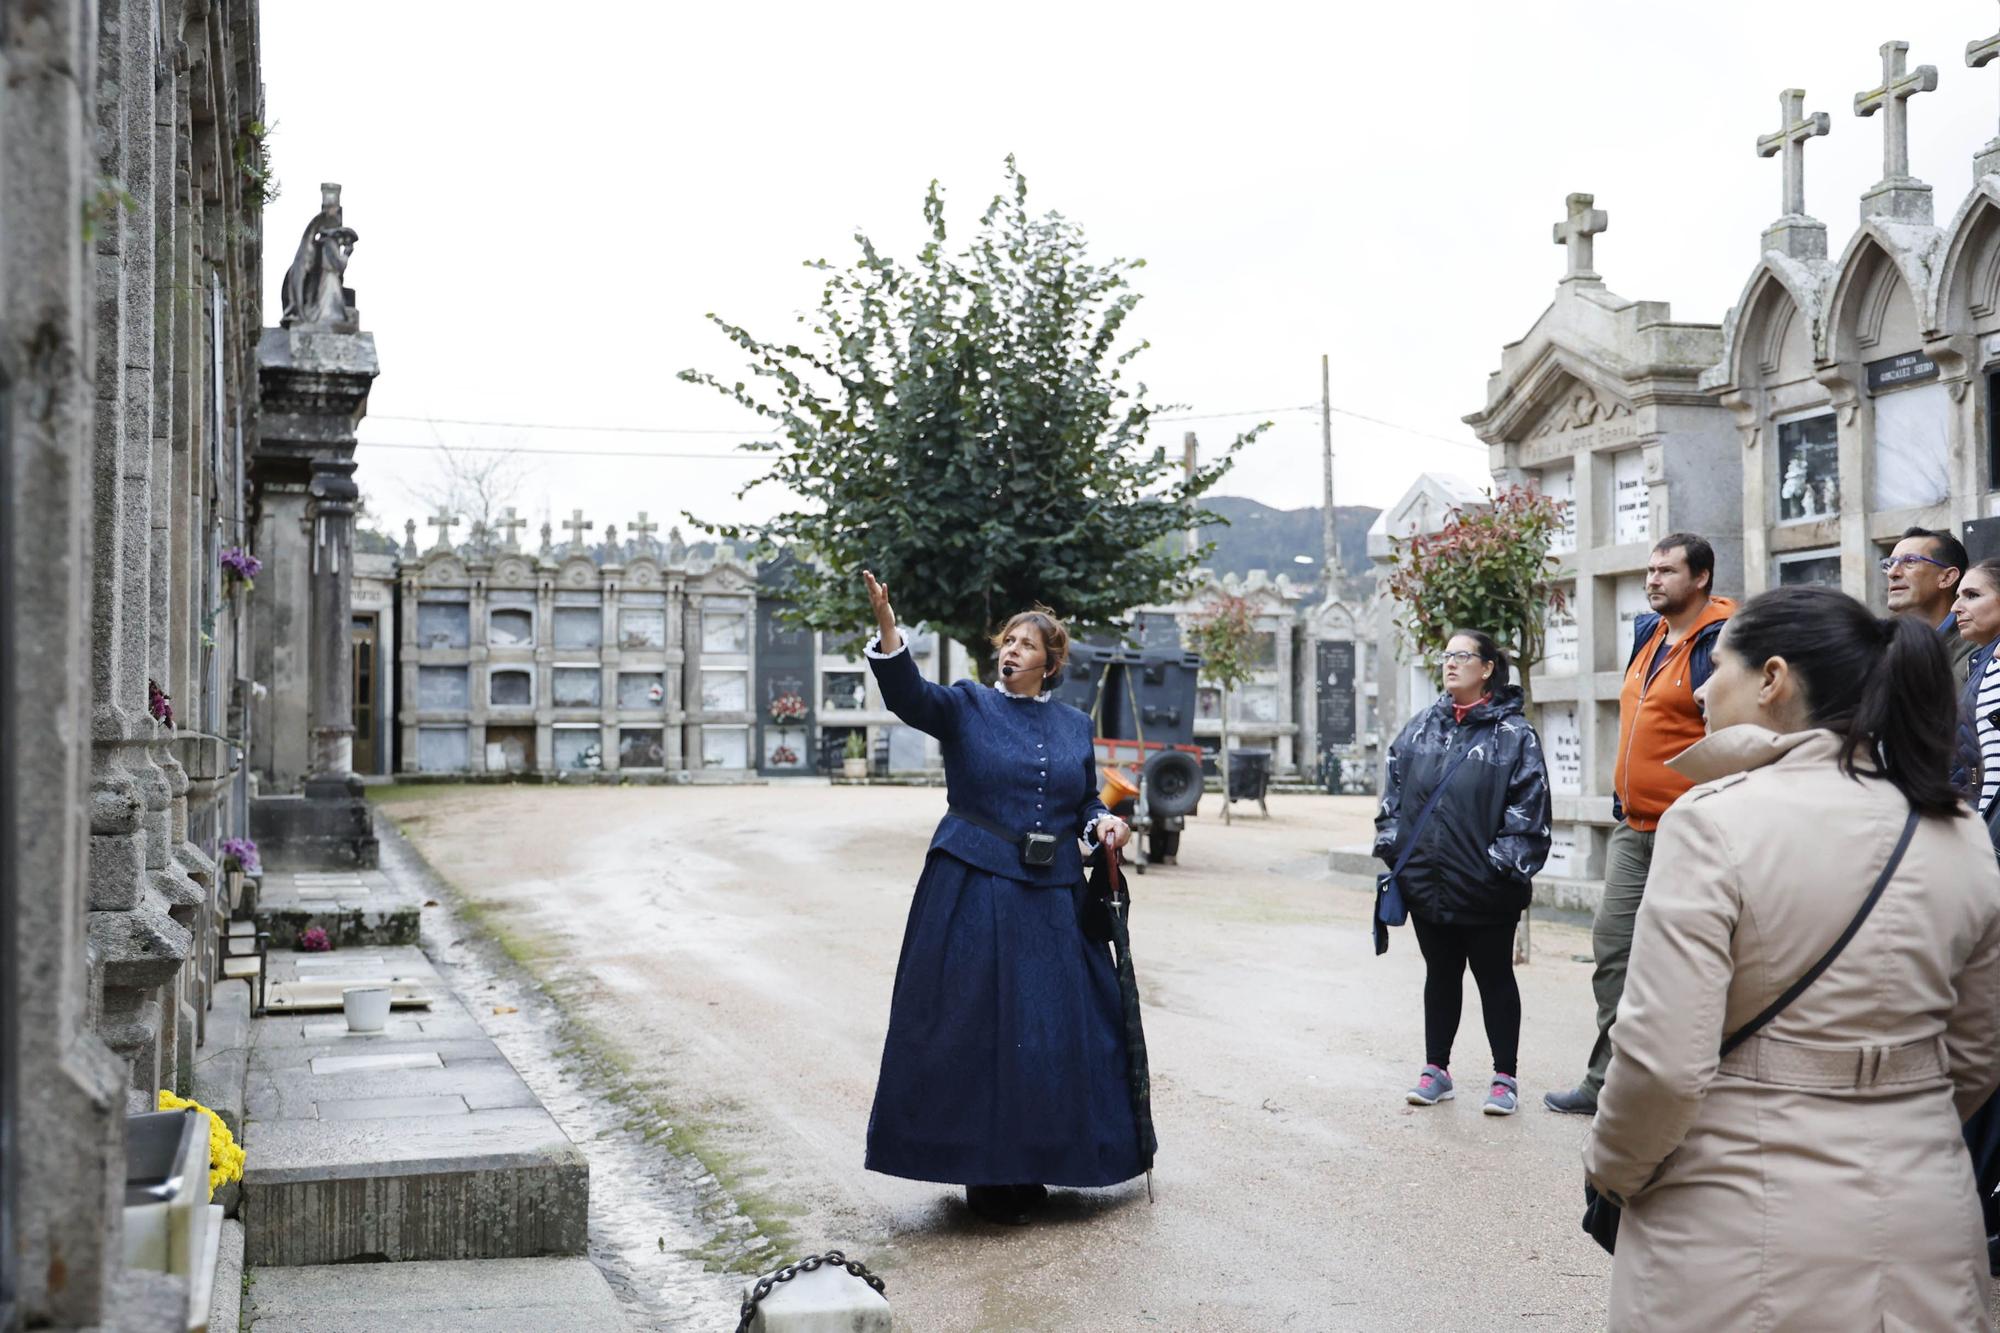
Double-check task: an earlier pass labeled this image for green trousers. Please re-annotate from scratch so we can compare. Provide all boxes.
[1581,822,1657,1097]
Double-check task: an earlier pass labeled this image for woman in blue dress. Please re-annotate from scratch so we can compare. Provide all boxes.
[860,570,1149,1225]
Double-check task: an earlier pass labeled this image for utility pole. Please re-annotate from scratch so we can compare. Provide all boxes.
[1183,431,1199,560]
[1321,355,1341,600]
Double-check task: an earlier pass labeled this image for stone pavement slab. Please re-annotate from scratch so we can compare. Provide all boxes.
[255,866,419,949]
[245,1256,629,1332]
[242,946,588,1266]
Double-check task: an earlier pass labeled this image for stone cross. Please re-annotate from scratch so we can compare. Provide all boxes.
[1970,13,2000,176]
[1855,41,1937,183]
[1757,89,1830,219]
[495,506,528,549]
[562,509,594,549]
[1551,194,1608,283]
[630,512,660,546]
[427,506,461,551]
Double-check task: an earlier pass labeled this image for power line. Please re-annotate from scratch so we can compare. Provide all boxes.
[370,413,765,437]
[358,440,765,461]
[1325,405,1485,451]
[355,401,1486,460]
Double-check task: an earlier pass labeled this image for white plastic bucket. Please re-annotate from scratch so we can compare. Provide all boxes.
[342,985,391,1033]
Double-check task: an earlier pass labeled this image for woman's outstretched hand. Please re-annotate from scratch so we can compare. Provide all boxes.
[863,569,901,656]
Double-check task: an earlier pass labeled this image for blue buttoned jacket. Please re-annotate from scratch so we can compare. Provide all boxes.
[867,637,1108,887]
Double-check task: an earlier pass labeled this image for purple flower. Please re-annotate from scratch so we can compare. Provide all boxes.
[220,546,262,580]
[147,679,174,728]
[298,927,332,953]
[220,837,261,874]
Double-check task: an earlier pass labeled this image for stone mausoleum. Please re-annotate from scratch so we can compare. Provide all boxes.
[1383,23,2000,906]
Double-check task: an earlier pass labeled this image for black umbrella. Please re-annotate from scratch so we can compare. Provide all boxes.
[1088,846,1157,1174]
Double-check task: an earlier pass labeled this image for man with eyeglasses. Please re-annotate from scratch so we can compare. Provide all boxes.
[1545,533,1734,1117]
[1883,527,1976,687]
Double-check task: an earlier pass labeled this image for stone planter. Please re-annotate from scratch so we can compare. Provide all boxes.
[842,757,868,780]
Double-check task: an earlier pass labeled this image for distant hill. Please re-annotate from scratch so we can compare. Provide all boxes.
[1195,496,1379,593]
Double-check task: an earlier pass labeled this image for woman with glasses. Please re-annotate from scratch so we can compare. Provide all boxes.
[1954,559,2000,847]
[1373,630,1551,1114]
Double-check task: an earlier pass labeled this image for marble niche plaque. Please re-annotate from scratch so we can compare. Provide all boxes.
[1543,703,1582,796]
[1611,450,1649,546]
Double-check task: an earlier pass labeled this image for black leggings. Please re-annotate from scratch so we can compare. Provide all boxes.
[1410,914,1520,1076]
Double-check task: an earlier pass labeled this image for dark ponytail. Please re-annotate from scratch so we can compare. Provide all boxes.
[1725,587,1960,816]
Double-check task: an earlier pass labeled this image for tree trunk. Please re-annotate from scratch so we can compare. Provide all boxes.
[1219,696,1232,826]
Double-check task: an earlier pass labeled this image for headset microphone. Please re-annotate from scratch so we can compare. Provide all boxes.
[1000,665,1016,677]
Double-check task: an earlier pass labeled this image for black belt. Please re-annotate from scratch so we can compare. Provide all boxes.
[949,806,1059,867]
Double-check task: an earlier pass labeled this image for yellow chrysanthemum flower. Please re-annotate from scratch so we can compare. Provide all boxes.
[156,1090,247,1201]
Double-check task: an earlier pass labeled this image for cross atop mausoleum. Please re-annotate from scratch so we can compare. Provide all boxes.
[1758,90,1829,219]
[630,512,660,548]
[1756,89,1833,260]
[562,509,594,550]
[495,506,527,549]
[1969,12,2000,177]
[426,506,460,551]
[1552,194,1608,284]
[1855,40,1938,221]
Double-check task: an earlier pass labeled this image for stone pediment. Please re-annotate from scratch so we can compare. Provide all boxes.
[625,559,661,588]
[558,557,599,588]
[422,556,466,584]
[493,556,536,585]
[1529,384,1632,439]
[701,562,754,593]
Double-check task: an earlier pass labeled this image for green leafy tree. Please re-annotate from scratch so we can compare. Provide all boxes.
[1185,592,1260,826]
[679,158,1264,679]
[1383,484,1566,701]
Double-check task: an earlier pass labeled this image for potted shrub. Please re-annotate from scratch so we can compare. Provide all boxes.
[842,730,869,780]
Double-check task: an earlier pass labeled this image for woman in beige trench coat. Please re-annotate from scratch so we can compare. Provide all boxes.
[1583,586,2000,1331]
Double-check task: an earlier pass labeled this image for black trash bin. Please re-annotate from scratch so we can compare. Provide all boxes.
[1226,748,1273,806]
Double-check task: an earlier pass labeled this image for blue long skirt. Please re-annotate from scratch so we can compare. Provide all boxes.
[865,850,1148,1187]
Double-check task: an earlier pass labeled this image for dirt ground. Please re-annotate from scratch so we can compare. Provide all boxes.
[381,783,1620,1331]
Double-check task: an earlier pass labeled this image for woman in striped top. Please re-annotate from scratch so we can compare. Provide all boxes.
[1952,558,2000,832]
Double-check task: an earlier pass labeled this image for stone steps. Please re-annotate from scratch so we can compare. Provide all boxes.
[245,1256,629,1331]
[253,867,421,950]
[240,945,588,1268]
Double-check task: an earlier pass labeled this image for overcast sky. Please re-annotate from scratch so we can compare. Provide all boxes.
[261,2,2000,548]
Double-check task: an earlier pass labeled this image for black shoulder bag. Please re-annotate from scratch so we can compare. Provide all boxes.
[1582,804,1921,1255]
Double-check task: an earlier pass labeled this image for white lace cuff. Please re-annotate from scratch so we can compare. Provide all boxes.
[863,631,908,660]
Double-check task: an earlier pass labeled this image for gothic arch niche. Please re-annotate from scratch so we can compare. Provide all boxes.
[1734,269,1814,391]
[1831,235,1920,364]
[1942,190,2000,334]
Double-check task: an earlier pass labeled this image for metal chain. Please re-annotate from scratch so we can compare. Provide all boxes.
[734,1250,887,1333]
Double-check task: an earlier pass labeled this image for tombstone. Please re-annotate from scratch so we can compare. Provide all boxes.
[756,552,816,775]
[1462,193,1737,897]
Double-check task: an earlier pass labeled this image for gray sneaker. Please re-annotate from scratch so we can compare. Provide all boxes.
[1483,1074,1520,1116]
[1406,1064,1454,1105]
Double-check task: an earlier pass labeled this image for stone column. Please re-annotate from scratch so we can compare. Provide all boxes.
[6,0,137,1321]
[307,456,361,785]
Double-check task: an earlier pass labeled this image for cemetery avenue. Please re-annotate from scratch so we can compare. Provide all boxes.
[375,782,1619,1330]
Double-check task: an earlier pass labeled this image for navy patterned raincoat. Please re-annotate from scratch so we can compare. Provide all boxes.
[1372,685,1553,926]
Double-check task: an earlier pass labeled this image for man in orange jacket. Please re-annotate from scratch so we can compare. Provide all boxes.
[1545,533,1734,1116]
